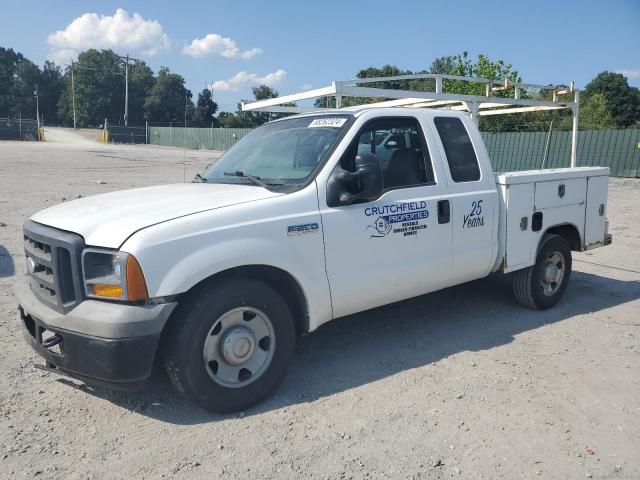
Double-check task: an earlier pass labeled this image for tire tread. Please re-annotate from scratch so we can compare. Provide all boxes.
[512,234,570,310]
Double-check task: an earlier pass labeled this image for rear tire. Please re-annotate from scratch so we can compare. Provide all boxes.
[513,234,572,310]
[162,278,296,412]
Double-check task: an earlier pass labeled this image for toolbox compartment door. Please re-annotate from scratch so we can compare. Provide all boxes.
[503,183,536,270]
[534,178,586,210]
[584,175,609,249]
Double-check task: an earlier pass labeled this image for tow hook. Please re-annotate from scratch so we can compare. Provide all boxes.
[41,334,63,349]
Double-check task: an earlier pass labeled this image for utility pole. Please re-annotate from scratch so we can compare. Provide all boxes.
[70,61,77,129]
[124,54,129,126]
[184,89,188,127]
[34,84,39,129]
[116,53,139,126]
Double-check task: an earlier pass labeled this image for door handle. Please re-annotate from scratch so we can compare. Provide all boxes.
[438,200,450,224]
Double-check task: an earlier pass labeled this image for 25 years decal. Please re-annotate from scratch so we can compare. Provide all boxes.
[463,200,485,229]
[364,201,429,238]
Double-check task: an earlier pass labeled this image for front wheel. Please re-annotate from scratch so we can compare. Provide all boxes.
[512,234,572,310]
[162,278,296,412]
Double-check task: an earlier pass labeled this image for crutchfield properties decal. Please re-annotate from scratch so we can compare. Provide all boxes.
[364,201,429,238]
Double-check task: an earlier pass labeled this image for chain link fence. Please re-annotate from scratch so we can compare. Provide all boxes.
[483,128,640,177]
[109,122,640,178]
[106,125,147,144]
[148,126,253,151]
[0,117,40,141]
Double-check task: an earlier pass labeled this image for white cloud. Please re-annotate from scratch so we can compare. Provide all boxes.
[47,9,170,63]
[210,69,287,91]
[616,69,640,79]
[47,48,78,66]
[182,33,261,60]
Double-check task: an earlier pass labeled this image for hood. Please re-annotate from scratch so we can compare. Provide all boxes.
[31,183,282,248]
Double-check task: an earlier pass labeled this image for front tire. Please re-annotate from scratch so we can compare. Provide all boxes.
[162,278,296,412]
[513,234,572,310]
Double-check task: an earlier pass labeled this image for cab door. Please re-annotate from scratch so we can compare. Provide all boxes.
[318,114,453,319]
[429,114,499,286]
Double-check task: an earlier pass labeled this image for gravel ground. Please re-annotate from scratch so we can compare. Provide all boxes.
[0,128,638,480]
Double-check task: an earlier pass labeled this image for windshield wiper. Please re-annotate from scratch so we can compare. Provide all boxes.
[192,173,208,183]
[223,171,275,187]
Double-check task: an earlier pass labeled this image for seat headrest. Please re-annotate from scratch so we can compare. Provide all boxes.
[389,148,419,167]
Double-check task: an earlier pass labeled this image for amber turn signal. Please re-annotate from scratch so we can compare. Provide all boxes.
[91,284,123,298]
[126,254,149,301]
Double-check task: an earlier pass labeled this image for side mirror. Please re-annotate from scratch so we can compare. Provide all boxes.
[327,153,383,207]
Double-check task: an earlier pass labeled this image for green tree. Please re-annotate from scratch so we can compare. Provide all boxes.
[57,49,124,126]
[127,60,155,125]
[0,47,28,116]
[9,59,40,120]
[314,64,415,108]
[233,85,285,127]
[445,51,521,97]
[312,55,520,111]
[193,88,219,125]
[582,71,640,127]
[252,85,279,102]
[217,111,246,128]
[56,52,156,127]
[429,56,456,75]
[579,93,616,130]
[0,47,54,121]
[143,66,193,124]
[39,61,64,124]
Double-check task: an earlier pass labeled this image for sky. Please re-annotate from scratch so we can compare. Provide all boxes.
[1,0,638,112]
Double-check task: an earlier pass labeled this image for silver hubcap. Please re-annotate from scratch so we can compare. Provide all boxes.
[203,307,275,388]
[541,251,565,296]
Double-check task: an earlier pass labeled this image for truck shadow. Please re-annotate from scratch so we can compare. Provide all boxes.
[0,245,15,278]
[63,270,640,424]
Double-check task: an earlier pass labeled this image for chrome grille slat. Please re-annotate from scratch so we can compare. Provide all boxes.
[31,268,56,289]
[24,240,52,265]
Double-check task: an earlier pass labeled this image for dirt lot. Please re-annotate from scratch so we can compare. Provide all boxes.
[0,128,638,480]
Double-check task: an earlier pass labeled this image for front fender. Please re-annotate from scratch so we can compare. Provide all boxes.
[120,187,333,331]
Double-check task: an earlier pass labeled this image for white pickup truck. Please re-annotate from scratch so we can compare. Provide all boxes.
[15,108,612,412]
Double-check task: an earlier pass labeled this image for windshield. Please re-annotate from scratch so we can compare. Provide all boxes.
[202,115,352,186]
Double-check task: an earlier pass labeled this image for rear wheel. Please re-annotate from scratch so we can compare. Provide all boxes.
[513,234,572,310]
[162,278,296,412]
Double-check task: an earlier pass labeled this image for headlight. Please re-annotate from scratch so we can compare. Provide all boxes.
[82,249,148,301]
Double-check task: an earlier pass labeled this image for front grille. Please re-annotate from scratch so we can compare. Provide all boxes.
[23,220,85,314]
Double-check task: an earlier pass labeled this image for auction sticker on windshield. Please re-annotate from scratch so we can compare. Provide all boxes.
[308,118,348,128]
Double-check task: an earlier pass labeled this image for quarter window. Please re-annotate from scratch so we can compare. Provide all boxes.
[434,117,480,182]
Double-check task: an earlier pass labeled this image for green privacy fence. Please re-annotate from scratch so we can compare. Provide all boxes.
[148,126,253,151]
[482,128,640,177]
[148,125,640,178]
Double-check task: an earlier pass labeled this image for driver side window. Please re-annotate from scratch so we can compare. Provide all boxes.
[343,117,434,191]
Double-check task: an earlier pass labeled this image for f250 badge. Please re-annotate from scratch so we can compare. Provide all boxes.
[287,223,319,236]
[463,200,485,229]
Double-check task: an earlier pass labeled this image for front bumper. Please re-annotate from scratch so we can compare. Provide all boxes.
[14,275,177,391]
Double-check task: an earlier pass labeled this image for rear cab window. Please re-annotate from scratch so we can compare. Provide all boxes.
[434,117,481,183]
